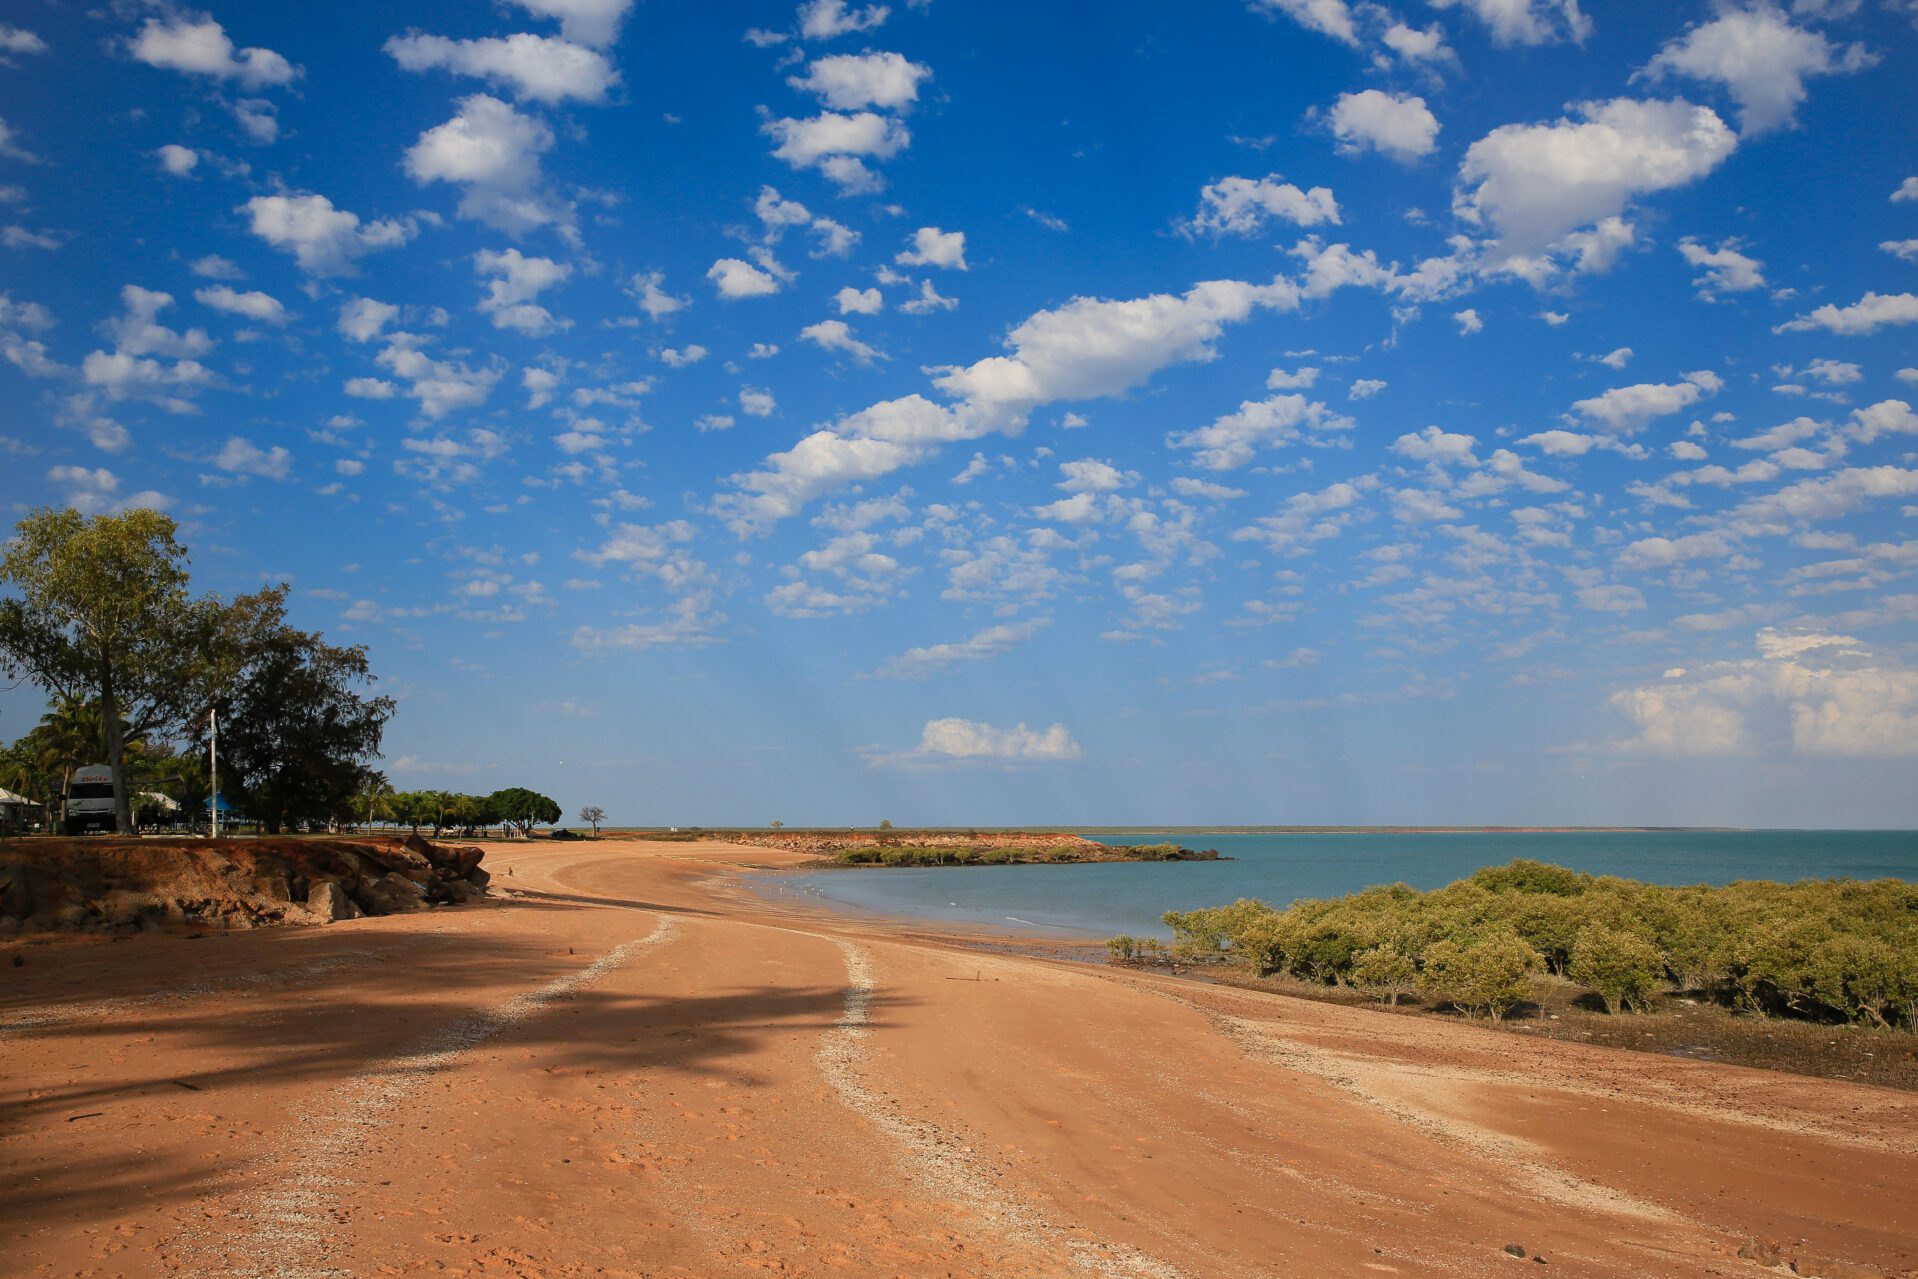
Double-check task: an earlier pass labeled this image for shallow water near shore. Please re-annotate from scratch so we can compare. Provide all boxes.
[753,829,1918,939]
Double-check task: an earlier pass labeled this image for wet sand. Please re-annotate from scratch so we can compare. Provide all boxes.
[3,837,1915,1278]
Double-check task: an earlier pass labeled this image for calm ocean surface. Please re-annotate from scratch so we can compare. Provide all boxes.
[753,830,1918,939]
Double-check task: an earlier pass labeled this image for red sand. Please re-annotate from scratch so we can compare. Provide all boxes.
[3,837,1913,1278]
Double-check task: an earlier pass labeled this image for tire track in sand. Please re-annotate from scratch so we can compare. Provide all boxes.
[816,939,1189,1279]
[163,916,679,1279]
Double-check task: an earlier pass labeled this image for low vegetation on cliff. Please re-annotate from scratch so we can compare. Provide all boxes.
[1114,859,1918,1030]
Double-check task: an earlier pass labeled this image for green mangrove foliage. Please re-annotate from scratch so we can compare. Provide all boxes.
[1106,935,1169,963]
[1145,859,1918,1028]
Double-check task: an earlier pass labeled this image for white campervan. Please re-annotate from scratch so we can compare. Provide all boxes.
[63,765,117,834]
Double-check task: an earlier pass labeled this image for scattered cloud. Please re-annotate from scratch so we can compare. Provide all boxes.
[242,193,414,275]
[868,717,1080,766]
[1610,630,1918,758]
[1776,292,1918,337]
[1642,8,1870,136]
[404,94,569,235]
[1430,0,1589,47]
[708,257,781,299]
[895,226,967,269]
[386,32,619,105]
[1327,90,1439,161]
[195,285,286,325]
[1187,174,1340,236]
[1454,98,1735,266]
[788,51,929,111]
[129,14,299,90]
[799,318,883,364]
[763,111,909,193]
[1678,237,1764,297]
[155,144,198,176]
[869,619,1049,680]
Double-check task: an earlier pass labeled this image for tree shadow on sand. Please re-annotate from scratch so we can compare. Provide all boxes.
[1,907,909,1233]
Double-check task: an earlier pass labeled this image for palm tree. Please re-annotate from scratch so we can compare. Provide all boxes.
[30,697,148,811]
[448,792,482,836]
[360,772,394,833]
[424,790,455,837]
[0,745,54,832]
[390,790,426,834]
[38,695,103,797]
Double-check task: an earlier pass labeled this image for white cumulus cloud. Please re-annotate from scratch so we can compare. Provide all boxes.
[1573,369,1722,433]
[799,0,889,40]
[708,257,781,300]
[875,717,1080,765]
[1642,7,1870,136]
[1328,90,1439,161]
[154,144,198,176]
[763,111,908,193]
[895,226,967,269]
[1188,174,1340,235]
[404,94,567,235]
[129,14,298,90]
[1610,630,1918,758]
[1775,293,1918,337]
[1454,98,1735,262]
[788,51,928,110]
[474,247,571,335]
[1169,395,1352,470]
[799,318,883,364]
[385,32,618,104]
[242,193,415,276]
[1677,237,1765,297]
[195,285,286,325]
[506,0,634,47]
[1430,0,1590,46]
[213,435,292,480]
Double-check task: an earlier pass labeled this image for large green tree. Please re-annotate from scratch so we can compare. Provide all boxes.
[0,509,230,834]
[489,786,561,836]
[207,587,395,834]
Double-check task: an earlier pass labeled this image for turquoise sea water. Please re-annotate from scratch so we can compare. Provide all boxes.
[753,830,1918,939]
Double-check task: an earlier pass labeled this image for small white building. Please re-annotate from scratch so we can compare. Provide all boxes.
[0,786,30,832]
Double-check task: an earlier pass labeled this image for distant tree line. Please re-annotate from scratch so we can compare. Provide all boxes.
[365,787,562,838]
[1120,860,1918,1031]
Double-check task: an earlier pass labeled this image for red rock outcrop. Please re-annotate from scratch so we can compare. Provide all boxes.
[0,835,490,937]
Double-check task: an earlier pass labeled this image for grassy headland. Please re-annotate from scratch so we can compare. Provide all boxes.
[630,828,1221,864]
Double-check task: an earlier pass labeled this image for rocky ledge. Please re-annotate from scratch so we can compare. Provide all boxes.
[0,834,490,937]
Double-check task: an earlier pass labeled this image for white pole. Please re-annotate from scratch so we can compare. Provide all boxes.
[209,705,219,839]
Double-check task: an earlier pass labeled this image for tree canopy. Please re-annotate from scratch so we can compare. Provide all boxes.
[2,508,398,836]
[0,508,227,832]
[1,508,587,842]
[204,586,395,835]
[489,787,561,835]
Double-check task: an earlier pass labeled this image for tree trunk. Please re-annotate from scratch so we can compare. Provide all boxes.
[101,672,133,835]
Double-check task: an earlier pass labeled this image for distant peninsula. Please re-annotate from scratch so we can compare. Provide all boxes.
[639,828,1221,864]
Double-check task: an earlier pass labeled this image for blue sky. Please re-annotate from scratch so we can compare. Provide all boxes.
[3,0,1918,827]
